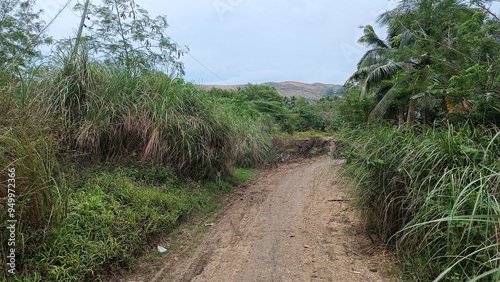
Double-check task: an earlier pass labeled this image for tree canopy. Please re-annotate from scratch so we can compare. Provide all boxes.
[345,0,500,126]
[74,0,186,75]
[0,0,50,68]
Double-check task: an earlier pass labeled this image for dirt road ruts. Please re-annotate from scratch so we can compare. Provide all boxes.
[115,157,394,282]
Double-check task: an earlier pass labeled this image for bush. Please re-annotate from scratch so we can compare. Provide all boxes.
[331,88,375,128]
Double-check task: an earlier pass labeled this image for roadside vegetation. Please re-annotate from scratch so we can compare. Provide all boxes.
[2,0,498,281]
[0,0,334,280]
[337,0,500,281]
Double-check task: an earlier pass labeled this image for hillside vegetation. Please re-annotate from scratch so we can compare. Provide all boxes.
[199,81,343,102]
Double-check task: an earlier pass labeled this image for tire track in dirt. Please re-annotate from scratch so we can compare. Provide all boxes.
[174,157,393,281]
[114,157,394,282]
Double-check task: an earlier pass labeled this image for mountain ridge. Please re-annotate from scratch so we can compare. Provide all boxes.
[197,81,343,102]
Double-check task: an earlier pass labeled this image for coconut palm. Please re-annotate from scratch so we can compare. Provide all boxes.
[346,0,484,125]
[345,24,417,124]
[345,25,409,97]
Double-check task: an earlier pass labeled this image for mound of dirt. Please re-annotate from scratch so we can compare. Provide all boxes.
[273,136,344,163]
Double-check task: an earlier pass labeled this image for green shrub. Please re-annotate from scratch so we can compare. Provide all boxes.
[15,172,209,281]
[331,88,376,128]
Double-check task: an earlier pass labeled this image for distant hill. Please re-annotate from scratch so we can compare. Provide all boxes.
[197,81,343,102]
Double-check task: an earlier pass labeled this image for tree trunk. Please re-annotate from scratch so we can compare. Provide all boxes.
[406,101,416,127]
[398,106,405,125]
[423,108,430,125]
[70,0,90,64]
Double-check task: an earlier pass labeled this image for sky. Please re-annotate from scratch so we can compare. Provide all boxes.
[35,0,399,85]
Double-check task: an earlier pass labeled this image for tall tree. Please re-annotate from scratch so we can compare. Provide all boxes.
[345,25,410,97]
[75,0,187,75]
[345,24,416,123]
[0,0,49,68]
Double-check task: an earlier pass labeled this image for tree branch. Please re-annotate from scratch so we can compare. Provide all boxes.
[476,3,500,22]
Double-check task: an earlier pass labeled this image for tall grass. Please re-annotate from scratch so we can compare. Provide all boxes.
[1,68,68,278]
[340,125,500,281]
[37,54,273,178]
[231,115,275,168]
[1,52,274,279]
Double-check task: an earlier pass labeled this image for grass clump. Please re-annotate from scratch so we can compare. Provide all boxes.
[231,116,275,168]
[231,167,258,184]
[340,125,500,281]
[40,62,241,179]
[1,75,69,278]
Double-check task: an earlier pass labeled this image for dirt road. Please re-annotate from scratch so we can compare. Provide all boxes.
[117,157,393,282]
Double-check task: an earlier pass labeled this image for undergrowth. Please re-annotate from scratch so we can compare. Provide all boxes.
[11,167,218,281]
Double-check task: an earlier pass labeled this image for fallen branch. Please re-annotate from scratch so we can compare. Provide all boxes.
[327,199,350,202]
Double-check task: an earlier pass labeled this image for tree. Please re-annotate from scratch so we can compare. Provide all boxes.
[289,97,323,131]
[345,0,500,126]
[239,84,284,102]
[345,24,416,123]
[75,0,186,74]
[388,0,500,125]
[470,0,500,21]
[0,0,49,68]
[345,25,412,97]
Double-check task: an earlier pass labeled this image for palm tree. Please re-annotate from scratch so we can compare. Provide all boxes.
[345,25,408,97]
[345,24,416,124]
[345,0,478,125]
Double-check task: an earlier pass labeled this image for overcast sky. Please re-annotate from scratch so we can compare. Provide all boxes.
[36,0,398,85]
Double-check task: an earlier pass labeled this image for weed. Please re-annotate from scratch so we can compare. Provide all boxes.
[231,167,258,184]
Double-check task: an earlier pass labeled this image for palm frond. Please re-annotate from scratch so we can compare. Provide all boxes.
[376,9,396,27]
[367,86,402,123]
[363,61,410,93]
[377,9,414,48]
[357,47,393,69]
[358,25,389,49]
[345,63,384,85]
